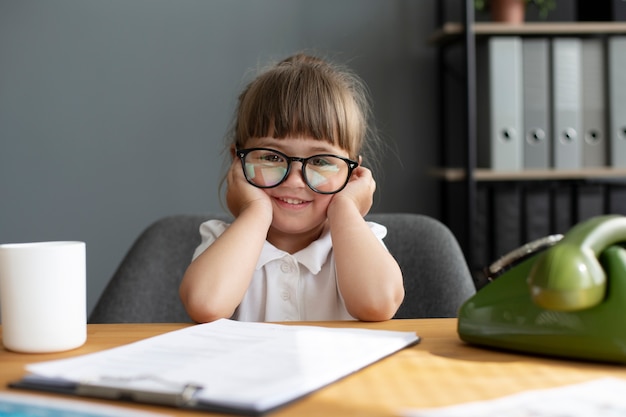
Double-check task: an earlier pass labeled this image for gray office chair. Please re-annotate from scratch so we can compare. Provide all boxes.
[89,213,476,323]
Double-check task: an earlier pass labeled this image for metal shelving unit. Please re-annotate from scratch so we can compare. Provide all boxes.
[433,1,626,284]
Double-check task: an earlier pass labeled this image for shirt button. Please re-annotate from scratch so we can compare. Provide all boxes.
[281,290,290,300]
[280,262,292,273]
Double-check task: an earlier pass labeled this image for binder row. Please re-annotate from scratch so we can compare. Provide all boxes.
[477,35,626,171]
[472,180,626,279]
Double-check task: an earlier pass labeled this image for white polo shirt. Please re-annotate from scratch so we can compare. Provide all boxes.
[192,219,388,322]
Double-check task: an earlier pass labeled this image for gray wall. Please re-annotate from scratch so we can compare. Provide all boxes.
[0,0,440,314]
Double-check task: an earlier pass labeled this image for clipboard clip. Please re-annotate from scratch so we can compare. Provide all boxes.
[76,375,203,407]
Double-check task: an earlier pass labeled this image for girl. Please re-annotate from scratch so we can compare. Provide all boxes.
[179,53,404,323]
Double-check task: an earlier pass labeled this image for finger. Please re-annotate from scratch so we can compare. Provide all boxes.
[228,158,247,184]
[356,166,373,179]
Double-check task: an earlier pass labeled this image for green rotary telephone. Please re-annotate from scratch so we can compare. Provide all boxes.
[458,214,626,363]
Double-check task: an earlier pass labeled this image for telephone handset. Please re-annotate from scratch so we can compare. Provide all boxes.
[530,214,626,311]
[458,214,626,363]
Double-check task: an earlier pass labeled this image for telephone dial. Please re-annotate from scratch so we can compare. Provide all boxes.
[458,214,626,363]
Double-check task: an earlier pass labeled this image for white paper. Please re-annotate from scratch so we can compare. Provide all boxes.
[25,319,419,413]
[403,378,626,417]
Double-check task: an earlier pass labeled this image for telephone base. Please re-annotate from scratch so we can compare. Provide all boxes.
[458,245,626,364]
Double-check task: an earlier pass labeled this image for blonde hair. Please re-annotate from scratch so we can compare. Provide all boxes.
[229,53,377,161]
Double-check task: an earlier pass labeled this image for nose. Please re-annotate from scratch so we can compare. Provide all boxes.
[281,161,307,187]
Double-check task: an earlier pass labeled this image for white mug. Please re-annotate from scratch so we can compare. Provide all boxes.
[0,241,87,353]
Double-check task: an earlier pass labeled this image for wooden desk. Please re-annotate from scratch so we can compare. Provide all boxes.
[2,319,625,416]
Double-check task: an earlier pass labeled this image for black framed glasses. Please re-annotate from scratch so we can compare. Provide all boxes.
[236,147,359,194]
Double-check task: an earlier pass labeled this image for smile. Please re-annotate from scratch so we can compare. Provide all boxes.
[277,197,307,205]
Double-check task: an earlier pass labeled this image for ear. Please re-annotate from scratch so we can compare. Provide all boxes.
[229,145,237,160]
[358,155,363,165]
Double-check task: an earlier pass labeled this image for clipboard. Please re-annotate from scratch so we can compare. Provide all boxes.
[10,376,261,415]
[9,319,420,416]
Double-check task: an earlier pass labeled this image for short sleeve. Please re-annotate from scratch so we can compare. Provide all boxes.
[192,219,231,261]
[367,221,388,248]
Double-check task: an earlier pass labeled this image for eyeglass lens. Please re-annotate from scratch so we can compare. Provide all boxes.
[242,149,351,193]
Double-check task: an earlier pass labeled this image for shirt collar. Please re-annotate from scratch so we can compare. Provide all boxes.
[255,227,333,274]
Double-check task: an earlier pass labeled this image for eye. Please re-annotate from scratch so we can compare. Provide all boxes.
[258,151,284,163]
[309,156,333,167]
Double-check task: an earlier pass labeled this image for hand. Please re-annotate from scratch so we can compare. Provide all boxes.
[329,166,375,217]
[226,158,273,219]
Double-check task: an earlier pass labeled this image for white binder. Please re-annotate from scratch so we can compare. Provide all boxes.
[522,38,551,169]
[477,37,523,171]
[551,38,582,170]
[609,36,626,168]
[581,38,607,168]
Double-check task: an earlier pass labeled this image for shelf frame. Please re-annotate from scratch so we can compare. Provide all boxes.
[433,168,626,182]
[430,21,626,45]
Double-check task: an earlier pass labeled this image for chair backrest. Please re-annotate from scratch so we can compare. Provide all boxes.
[367,213,475,318]
[89,213,475,323]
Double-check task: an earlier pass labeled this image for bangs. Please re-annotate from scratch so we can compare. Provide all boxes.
[235,57,365,157]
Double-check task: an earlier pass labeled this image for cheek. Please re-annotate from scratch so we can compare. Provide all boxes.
[314,194,334,210]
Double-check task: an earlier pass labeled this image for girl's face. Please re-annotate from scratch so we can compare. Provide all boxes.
[241,136,351,250]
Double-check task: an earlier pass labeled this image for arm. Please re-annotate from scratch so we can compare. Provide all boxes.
[179,160,273,323]
[327,167,404,321]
